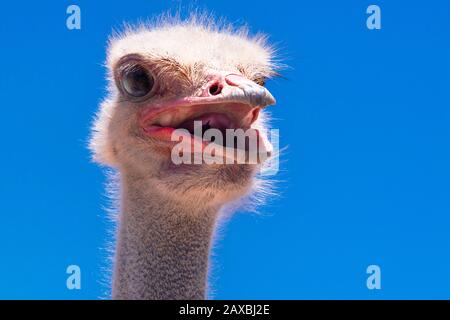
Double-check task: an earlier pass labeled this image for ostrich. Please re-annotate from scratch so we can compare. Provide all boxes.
[90,15,279,300]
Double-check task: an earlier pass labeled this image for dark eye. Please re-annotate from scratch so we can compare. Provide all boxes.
[254,76,267,87]
[121,65,155,98]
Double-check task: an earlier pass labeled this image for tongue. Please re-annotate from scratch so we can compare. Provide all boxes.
[178,113,233,136]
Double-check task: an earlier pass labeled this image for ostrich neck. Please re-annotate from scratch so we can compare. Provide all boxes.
[112,169,218,300]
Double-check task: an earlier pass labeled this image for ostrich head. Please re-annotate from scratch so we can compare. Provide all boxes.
[90,17,278,208]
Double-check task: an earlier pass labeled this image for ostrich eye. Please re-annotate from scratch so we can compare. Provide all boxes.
[254,76,267,87]
[121,65,155,98]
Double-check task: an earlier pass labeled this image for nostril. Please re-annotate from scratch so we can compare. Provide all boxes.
[209,82,222,96]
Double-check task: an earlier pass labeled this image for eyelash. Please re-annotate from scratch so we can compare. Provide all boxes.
[254,77,266,86]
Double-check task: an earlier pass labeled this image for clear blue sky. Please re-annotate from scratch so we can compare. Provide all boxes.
[1,1,450,299]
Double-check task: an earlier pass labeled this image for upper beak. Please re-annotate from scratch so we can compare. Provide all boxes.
[216,74,276,108]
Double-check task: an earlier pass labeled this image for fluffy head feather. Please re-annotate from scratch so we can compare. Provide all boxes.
[107,17,277,82]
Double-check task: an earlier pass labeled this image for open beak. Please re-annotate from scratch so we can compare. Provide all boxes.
[139,72,276,162]
[141,73,275,130]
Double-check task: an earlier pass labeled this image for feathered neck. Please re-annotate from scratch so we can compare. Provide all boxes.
[112,168,219,299]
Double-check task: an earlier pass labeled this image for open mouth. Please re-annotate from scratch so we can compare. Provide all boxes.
[141,102,261,143]
[137,72,277,160]
[137,79,276,165]
[135,70,276,162]
[139,102,273,163]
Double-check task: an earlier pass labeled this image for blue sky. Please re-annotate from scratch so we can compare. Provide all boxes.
[1,1,450,299]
